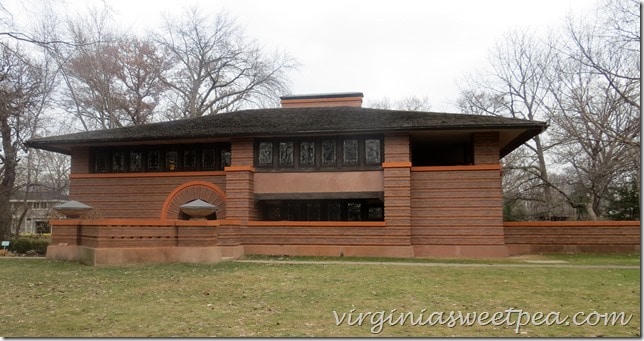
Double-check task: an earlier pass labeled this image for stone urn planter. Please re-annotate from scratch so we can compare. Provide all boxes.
[180,199,217,220]
[53,200,93,219]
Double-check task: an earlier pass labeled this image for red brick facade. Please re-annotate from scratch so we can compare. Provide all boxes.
[46,131,639,265]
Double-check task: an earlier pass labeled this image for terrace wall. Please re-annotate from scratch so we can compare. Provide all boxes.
[241,221,413,257]
[47,219,229,265]
[504,221,641,254]
[48,218,640,265]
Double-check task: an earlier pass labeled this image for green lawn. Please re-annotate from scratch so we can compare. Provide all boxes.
[0,255,640,337]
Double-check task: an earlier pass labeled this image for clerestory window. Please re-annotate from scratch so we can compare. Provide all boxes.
[91,143,231,173]
[255,135,383,171]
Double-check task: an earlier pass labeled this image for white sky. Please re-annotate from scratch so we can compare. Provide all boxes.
[14,0,599,112]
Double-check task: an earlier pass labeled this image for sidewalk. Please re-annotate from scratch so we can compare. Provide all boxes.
[1,256,639,269]
[235,259,641,270]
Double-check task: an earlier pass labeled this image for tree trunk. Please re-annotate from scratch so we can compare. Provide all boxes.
[585,202,598,221]
[0,113,17,240]
[533,135,554,218]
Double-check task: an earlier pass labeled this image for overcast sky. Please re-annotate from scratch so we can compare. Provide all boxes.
[16,0,599,112]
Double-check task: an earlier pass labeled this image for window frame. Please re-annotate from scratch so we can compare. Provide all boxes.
[255,135,384,171]
[90,143,231,174]
[259,198,384,222]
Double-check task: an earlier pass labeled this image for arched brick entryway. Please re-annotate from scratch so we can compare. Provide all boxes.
[161,181,226,220]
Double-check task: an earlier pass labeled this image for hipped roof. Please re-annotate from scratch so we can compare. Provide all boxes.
[26,106,547,157]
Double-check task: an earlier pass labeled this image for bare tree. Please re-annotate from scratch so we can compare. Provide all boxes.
[366,95,432,111]
[155,7,296,118]
[564,0,640,113]
[52,10,171,131]
[111,37,172,125]
[544,0,640,219]
[0,44,51,239]
[457,28,557,219]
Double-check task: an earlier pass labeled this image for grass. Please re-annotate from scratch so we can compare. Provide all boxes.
[0,255,640,337]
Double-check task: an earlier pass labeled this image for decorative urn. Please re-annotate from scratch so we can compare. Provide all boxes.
[53,200,93,219]
[179,199,217,220]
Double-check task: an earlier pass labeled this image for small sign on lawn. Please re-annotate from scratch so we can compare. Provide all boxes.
[1,241,9,249]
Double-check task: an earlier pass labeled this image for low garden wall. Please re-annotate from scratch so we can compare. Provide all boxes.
[242,221,413,257]
[50,219,221,247]
[504,221,640,255]
[45,219,640,264]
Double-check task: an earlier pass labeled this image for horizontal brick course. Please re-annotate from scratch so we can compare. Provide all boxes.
[504,221,640,254]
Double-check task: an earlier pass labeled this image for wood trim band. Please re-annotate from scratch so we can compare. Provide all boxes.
[71,171,226,179]
[504,221,641,227]
[50,218,243,226]
[411,164,501,172]
[381,161,412,168]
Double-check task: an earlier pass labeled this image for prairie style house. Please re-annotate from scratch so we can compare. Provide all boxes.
[27,92,548,265]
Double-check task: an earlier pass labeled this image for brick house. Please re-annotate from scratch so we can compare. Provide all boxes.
[26,92,549,265]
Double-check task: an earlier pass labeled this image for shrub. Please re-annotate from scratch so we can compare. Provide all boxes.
[9,238,32,254]
[8,238,50,255]
[31,240,49,255]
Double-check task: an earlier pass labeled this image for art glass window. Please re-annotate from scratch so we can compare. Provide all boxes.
[166,151,178,171]
[183,150,197,169]
[129,152,142,172]
[365,139,381,164]
[279,142,294,167]
[94,152,108,173]
[258,142,273,167]
[202,148,216,170]
[321,140,336,166]
[343,139,359,165]
[300,141,315,167]
[112,152,125,172]
[147,151,160,171]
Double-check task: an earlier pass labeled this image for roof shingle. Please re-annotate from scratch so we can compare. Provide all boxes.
[26,106,547,155]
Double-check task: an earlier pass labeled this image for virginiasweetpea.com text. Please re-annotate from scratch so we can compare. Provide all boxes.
[332,308,634,334]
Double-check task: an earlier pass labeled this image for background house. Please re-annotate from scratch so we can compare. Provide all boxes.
[11,190,68,235]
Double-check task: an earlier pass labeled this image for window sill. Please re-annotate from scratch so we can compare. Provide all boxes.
[71,171,227,179]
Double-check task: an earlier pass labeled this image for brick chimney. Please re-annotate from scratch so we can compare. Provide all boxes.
[280,92,363,108]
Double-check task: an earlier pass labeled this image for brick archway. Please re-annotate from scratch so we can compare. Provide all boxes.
[161,181,226,220]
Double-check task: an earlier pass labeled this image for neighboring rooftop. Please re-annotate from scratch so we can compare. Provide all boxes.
[11,190,68,202]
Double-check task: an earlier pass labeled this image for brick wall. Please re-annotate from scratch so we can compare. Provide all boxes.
[69,173,226,219]
[383,134,412,245]
[224,138,257,223]
[473,132,500,164]
[410,165,507,257]
[504,221,641,254]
